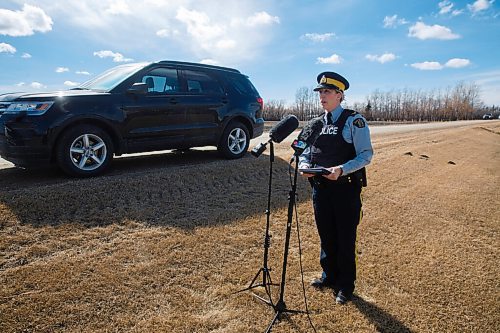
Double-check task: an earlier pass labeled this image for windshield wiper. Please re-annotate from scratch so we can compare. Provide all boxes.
[70,87,90,90]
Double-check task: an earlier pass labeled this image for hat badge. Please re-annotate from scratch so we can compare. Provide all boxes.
[320,75,328,84]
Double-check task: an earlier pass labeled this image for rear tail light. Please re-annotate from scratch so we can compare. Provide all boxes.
[256,97,263,109]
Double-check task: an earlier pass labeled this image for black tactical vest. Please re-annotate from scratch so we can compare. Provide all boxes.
[311,109,357,167]
[310,109,367,187]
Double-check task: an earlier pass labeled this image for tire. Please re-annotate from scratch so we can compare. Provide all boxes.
[217,121,250,159]
[55,125,114,177]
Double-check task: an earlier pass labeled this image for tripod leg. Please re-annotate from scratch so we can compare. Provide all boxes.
[234,268,263,293]
[265,311,281,333]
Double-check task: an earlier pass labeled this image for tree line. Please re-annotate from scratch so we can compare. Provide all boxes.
[263,82,499,121]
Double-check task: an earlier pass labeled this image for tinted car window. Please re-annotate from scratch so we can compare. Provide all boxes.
[229,74,258,95]
[141,67,179,94]
[184,70,224,94]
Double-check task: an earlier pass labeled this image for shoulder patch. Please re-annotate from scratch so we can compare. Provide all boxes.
[353,118,365,128]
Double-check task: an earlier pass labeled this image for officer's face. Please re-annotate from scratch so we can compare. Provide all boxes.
[318,88,342,111]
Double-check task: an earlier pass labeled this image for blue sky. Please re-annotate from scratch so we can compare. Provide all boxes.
[1,0,499,106]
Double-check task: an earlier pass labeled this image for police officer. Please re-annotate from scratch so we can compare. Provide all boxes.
[299,72,373,304]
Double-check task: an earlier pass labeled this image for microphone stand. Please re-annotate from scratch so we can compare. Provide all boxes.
[265,153,307,333]
[235,140,277,305]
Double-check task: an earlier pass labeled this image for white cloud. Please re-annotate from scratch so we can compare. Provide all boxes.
[408,21,460,40]
[105,0,132,15]
[200,59,219,66]
[445,58,471,68]
[317,54,343,64]
[16,82,25,87]
[438,1,454,14]
[93,50,133,62]
[56,67,69,73]
[437,1,464,16]
[244,11,280,26]
[76,71,91,75]
[0,42,16,53]
[176,7,225,41]
[173,6,280,62]
[383,15,409,28]
[31,82,45,89]
[21,53,32,58]
[0,4,53,37]
[156,28,179,38]
[365,53,397,64]
[8,1,281,64]
[64,81,80,87]
[301,33,335,43]
[230,11,280,27]
[411,61,444,70]
[411,58,471,70]
[216,39,236,50]
[468,0,493,13]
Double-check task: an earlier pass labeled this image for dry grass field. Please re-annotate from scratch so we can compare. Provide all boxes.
[1,121,499,332]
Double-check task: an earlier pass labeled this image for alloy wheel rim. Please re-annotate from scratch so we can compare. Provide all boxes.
[69,134,107,171]
[228,128,247,154]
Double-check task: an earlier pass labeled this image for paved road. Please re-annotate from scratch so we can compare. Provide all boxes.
[0,120,496,171]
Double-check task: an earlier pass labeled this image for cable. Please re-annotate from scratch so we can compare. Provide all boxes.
[289,161,318,333]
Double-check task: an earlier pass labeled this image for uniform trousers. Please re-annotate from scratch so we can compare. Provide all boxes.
[312,180,362,294]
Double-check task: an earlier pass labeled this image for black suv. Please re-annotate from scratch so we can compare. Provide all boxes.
[0,61,264,177]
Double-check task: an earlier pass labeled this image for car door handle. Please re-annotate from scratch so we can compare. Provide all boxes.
[169,98,178,104]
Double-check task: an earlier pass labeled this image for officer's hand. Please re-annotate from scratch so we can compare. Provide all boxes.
[323,166,343,180]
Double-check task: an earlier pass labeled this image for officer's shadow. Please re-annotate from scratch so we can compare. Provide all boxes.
[352,295,414,333]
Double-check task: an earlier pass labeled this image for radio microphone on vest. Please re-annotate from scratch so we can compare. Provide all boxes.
[269,115,299,143]
[291,118,324,155]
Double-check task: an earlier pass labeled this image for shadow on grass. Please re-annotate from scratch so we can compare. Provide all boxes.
[353,295,414,333]
[0,148,311,229]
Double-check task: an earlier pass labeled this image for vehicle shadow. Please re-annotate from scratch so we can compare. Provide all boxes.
[0,148,223,191]
[0,149,312,229]
[352,295,414,333]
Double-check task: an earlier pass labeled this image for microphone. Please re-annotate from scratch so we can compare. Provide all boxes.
[269,115,299,143]
[291,117,324,155]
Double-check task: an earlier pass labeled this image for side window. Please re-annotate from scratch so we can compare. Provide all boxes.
[184,70,224,95]
[141,68,179,94]
[230,74,258,95]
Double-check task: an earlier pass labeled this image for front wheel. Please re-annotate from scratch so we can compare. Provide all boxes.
[56,125,114,177]
[217,121,250,159]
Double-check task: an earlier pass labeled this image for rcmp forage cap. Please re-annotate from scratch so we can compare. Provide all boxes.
[314,71,350,92]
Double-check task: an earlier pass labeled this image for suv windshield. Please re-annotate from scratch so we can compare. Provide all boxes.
[77,62,150,91]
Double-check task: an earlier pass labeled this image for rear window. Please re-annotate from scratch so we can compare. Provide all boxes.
[229,74,259,96]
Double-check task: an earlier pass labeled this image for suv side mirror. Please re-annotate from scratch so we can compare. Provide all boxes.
[127,82,148,95]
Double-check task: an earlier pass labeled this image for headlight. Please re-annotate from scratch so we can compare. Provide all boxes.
[5,101,54,116]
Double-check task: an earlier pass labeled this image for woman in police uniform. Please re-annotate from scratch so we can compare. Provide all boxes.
[299,72,373,304]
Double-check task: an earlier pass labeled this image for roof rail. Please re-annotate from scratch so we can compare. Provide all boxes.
[156,60,241,73]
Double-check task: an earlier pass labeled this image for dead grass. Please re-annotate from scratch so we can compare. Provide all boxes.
[1,122,499,332]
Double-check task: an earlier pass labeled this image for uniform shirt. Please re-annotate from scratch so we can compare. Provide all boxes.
[299,105,373,175]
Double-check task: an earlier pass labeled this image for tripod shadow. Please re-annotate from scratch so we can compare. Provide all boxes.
[352,295,414,333]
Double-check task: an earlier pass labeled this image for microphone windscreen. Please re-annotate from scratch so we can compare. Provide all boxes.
[298,118,324,145]
[269,115,299,143]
